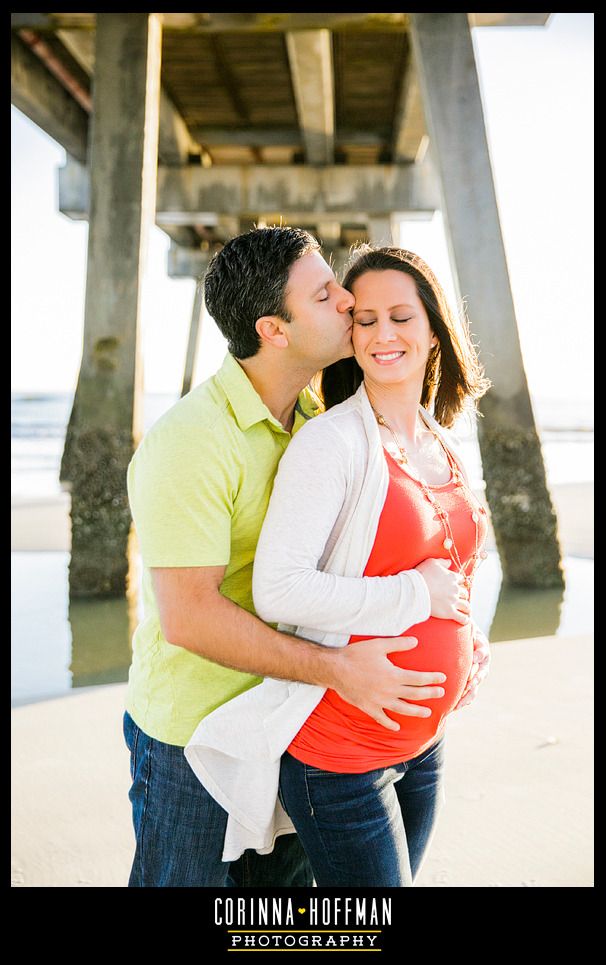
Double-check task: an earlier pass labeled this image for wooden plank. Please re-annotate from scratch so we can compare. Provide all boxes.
[334,32,408,133]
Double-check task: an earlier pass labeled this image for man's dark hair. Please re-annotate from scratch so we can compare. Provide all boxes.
[204,226,321,359]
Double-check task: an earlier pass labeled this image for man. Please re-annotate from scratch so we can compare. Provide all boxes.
[124,226,480,887]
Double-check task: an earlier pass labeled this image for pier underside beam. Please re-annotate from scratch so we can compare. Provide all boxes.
[58,157,441,222]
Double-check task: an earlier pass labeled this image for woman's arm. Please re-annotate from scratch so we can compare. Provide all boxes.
[253,418,431,636]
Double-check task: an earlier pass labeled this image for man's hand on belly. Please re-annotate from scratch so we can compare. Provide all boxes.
[331,636,447,732]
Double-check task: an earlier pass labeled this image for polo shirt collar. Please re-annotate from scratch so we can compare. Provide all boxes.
[215,353,271,431]
[217,352,317,434]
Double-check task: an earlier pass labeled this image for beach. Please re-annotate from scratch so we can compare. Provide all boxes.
[11,632,593,888]
[11,456,594,888]
[11,492,71,552]
[11,480,594,887]
[11,3,594,890]
[10,480,595,558]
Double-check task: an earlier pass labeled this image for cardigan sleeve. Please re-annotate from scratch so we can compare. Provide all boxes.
[252,418,431,636]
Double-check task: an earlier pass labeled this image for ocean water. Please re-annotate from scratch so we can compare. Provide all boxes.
[11,390,594,706]
[11,393,182,500]
[11,391,594,500]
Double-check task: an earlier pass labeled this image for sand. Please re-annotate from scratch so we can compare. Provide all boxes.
[11,632,593,888]
[11,480,594,887]
[11,493,71,552]
[415,632,593,888]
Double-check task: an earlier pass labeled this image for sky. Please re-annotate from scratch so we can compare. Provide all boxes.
[11,13,593,414]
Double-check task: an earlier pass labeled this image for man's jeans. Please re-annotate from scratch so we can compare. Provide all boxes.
[123,710,313,888]
[279,736,446,887]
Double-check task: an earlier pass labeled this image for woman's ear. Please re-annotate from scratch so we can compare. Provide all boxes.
[255,316,289,349]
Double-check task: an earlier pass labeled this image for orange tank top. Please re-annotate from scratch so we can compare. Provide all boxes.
[287,446,488,773]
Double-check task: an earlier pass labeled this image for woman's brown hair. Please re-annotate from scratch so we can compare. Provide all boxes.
[318,245,491,428]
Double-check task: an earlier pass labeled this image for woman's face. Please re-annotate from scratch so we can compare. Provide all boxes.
[350,269,436,387]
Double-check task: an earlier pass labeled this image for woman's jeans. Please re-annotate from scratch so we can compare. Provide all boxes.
[279,736,446,887]
[123,710,313,888]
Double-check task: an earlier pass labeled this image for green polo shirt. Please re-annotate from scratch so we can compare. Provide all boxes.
[125,353,318,746]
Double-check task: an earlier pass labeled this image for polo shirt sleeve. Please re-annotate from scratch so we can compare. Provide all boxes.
[127,418,238,568]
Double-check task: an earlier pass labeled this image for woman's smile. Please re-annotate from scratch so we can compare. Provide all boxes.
[372,350,407,365]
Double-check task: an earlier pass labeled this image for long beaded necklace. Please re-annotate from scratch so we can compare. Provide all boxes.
[371,403,488,593]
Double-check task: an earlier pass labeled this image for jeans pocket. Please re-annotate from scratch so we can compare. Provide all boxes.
[123,712,140,783]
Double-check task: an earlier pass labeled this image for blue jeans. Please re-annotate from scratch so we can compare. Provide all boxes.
[123,710,314,888]
[279,736,446,887]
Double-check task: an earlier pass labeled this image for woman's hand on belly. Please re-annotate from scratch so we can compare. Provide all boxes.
[453,627,491,711]
[415,557,472,625]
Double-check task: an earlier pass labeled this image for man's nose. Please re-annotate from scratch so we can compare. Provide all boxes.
[336,287,355,313]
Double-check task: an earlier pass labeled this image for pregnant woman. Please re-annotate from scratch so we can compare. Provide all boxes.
[186,244,491,886]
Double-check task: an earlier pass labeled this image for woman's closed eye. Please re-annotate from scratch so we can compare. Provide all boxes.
[355,316,413,327]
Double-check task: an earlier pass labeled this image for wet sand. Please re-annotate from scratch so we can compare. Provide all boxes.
[11,631,593,887]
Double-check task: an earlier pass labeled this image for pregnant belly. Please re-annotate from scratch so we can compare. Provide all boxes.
[288,619,474,771]
[349,617,474,728]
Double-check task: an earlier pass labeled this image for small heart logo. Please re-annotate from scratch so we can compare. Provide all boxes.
[298,907,306,914]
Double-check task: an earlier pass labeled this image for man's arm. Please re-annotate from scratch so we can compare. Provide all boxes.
[152,566,447,732]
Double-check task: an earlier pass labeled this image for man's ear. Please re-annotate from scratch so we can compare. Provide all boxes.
[255,315,289,349]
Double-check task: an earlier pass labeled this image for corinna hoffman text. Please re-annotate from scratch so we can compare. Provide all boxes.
[214,896,392,926]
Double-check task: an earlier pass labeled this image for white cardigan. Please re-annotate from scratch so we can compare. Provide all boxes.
[185,383,475,860]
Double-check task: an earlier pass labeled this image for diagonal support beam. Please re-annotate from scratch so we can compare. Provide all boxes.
[55,27,201,165]
[181,279,205,397]
[11,32,88,162]
[409,11,563,589]
[392,55,429,163]
[12,24,200,166]
[286,29,334,165]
